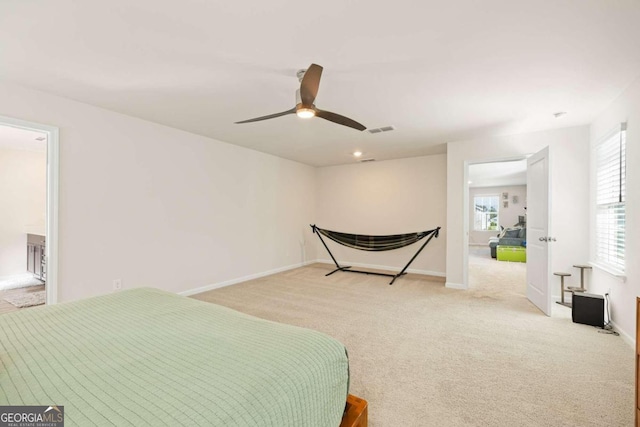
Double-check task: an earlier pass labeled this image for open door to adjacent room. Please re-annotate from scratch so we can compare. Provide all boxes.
[466,158,528,295]
[526,146,552,316]
[0,116,58,310]
[0,125,47,312]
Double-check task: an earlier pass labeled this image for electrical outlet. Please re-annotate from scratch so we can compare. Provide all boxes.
[113,279,122,291]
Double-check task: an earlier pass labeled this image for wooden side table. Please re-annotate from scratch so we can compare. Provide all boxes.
[636,298,639,426]
[341,394,368,427]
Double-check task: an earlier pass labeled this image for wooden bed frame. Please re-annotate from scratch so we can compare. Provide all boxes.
[341,394,368,427]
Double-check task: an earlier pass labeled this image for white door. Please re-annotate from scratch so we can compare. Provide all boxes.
[526,147,551,315]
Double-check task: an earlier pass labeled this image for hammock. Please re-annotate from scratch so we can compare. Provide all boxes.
[310,225,441,285]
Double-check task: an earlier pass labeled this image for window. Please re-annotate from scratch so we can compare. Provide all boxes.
[474,195,499,231]
[595,123,626,273]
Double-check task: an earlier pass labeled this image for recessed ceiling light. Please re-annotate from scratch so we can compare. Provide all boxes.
[553,112,567,118]
[468,181,473,184]
[353,151,363,157]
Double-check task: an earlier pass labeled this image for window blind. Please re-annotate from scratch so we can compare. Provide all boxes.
[595,123,626,273]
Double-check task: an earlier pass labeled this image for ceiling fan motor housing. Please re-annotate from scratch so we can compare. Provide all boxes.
[235,63,366,130]
[295,89,315,117]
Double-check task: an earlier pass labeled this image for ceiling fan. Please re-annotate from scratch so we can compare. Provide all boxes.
[235,63,366,131]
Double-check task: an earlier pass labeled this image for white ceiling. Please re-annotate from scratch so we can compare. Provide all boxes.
[468,159,527,188]
[1,0,640,166]
[0,125,47,152]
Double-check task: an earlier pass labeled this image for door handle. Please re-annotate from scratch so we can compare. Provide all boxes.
[539,237,548,242]
[549,237,556,242]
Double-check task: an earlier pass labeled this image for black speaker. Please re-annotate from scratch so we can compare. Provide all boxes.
[572,293,604,327]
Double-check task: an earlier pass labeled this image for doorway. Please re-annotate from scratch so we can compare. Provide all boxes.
[466,158,528,295]
[0,115,58,311]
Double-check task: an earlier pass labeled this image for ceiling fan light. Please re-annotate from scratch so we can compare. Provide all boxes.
[296,108,315,119]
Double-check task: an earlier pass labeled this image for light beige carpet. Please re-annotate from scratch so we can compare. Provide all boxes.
[192,255,633,427]
[3,290,45,308]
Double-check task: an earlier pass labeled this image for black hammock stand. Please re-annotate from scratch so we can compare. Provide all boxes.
[310,224,441,285]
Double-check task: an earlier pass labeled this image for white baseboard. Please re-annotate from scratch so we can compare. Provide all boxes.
[180,258,448,297]
[314,259,445,278]
[551,295,571,303]
[445,282,467,290]
[610,320,634,348]
[550,296,633,348]
[179,260,316,297]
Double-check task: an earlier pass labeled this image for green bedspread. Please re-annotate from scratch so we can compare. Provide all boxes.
[0,288,349,426]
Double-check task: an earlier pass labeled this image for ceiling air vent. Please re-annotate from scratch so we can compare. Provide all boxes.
[367,125,396,134]
[359,158,376,163]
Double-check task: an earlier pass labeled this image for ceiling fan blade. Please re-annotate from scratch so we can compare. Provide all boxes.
[300,64,323,105]
[235,108,296,124]
[315,109,366,131]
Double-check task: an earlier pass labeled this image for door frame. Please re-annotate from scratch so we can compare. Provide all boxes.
[0,115,59,305]
[463,155,530,289]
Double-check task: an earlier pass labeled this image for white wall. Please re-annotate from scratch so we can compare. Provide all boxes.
[0,83,317,302]
[469,185,527,245]
[0,148,46,276]
[315,155,447,276]
[446,126,591,293]
[589,76,640,343]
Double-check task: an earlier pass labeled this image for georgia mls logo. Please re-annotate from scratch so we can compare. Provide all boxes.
[44,406,62,417]
[0,405,64,427]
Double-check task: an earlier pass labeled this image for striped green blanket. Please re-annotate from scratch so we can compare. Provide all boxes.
[0,288,349,426]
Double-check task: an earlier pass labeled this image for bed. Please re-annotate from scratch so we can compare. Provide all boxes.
[0,288,365,426]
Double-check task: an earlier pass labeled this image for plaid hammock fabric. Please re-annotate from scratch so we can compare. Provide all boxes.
[313,227,439,251]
